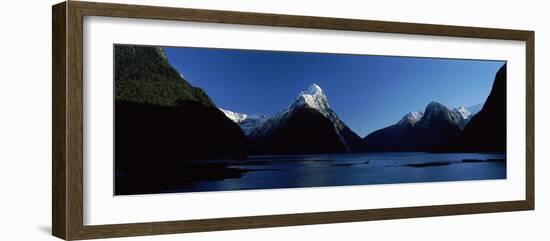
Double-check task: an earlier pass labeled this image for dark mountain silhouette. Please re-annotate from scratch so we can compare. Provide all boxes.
[363,63,506,153]
[223,84,363,154]
[114,45,506,160]
[337,123,365,152]
[454,64,507,152]
[415,102,463,149]
[257,107,349,154]
[361,112,421,152]
[363,102,462,152]
[114,45,248,162]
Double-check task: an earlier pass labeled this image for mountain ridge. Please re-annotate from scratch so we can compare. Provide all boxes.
[221,84,363,154]
[114,45,248,161]
[431,64,507,152]
[363,101,466,152]
[221,83,487,153]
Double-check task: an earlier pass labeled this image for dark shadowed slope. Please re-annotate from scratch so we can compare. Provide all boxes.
[114,45,248,162]
[459,64,507,152]
[363,102,462,152]
[361,112,421,152]
[257,107,349,154]
[238,84,363,154]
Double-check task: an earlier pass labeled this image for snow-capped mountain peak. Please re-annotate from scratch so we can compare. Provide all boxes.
[289,84,356,151]
[220,108,248,123]
[453,106,472,119]
[219,108,268,136]
[292,83,330,113]
[304,83,324,95]
[220,84,359,152]
[419,101,465,128]
[398,111,423,126]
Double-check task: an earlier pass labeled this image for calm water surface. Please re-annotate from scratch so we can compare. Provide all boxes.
[162,152,506,193]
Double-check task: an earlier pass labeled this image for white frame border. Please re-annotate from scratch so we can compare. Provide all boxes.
[83,16,526,225]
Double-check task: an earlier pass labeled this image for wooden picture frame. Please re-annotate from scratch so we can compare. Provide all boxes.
[52,1,534,240]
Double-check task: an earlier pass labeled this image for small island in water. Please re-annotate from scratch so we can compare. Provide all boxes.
[114,45,506,195]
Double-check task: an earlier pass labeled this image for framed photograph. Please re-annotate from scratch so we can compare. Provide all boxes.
[52,1,534,240]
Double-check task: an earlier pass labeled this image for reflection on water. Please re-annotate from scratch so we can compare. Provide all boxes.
[167,152,506,193]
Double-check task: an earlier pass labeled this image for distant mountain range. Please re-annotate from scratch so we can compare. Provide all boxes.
[221,84,488,153]
[361,101,485,152]
[116,45,506,159]
[362,102,478,152]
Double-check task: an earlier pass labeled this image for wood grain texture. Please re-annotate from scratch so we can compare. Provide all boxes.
[66,2,85,240]
[525,32,535,209]
[71,1,533,40]
[52,1,535,240]
[52,2,67,240]
[73,201,530,240]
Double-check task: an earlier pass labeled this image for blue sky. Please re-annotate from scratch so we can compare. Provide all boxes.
[164,46,505,137]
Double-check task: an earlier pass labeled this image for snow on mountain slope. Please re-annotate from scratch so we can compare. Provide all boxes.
[420,102,455,124]
[395,102,483,130]
[364,101,463,151]
[452,103,483,120]
[220,84,360,152]
[219,108,268,136]
[247,83,339,141]
[450,103,484,128]
[398,111,424,126]
[220,108,248,123]
[238,115,268,136]
[453,106,472,120]
[287,84,357,151]
[290,83,331,114]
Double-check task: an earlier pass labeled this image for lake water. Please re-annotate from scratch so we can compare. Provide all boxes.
[163,152,506,193]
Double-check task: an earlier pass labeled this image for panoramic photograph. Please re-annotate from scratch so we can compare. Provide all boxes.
[114,45,507,195]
